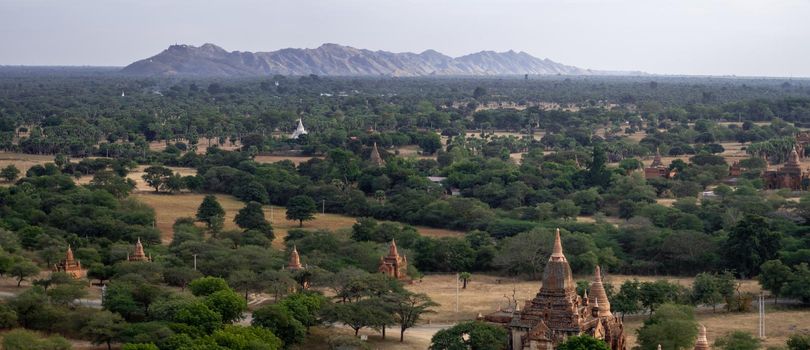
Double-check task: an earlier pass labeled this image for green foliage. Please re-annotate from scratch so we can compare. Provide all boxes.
[286,195,317,227]
[557,335,611,350]
[429,321,508,350]
[122,344,159,350]
[189,276,231,297]
[204,289,247,324]
[1,329,72,350]
[723,215,782,278]
[1,164,21,182]
[252,304,307,346]
[196,194,225,231]
[235,201,273,238]
[635,304,698,350]
[714,331,762,350]
[787,333,810,350]
[758,260,792,303]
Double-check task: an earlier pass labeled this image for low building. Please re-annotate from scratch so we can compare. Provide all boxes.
[53,245,86,279]
[763,148,807,190]
[378,240,409,281]
[644,148,675,179]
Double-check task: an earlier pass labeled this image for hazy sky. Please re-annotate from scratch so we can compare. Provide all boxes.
[1,0,808,77]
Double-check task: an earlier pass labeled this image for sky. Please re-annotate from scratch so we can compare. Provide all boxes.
[1,0,809,77]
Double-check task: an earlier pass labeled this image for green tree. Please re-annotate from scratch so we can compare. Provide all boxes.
[587,144,612,188]
[1,329,71,350]
[82,310,127,350]
[1,164,21,182]
[639,280,683,315]
[554,199,580,221]
[205,289,247,324]
[613,279,642,321]
[196,194,226,231]
[141,165,173,193]
[714,331,761,350]
[326,298,392,336]
[635,304,698,350]
[758,260,792,304]
[235,201,273,239]
[782,263,810,303]
[10,260,40,287]
[430,321,507,350]
[692,272,724,312]
[286,195,317,227]
[787,333,810,350]
[386,291,438,342]
[722,215,782,278]
[189,276,231,297]
[89,171,135,198]
[251,304,307,346]
[122,344,159,350]
[459,272,472,289]
[557,335,611,350]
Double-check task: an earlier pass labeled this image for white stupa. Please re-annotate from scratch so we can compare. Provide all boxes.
[291,119,308,139]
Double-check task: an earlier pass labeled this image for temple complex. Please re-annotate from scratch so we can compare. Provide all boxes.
[481,229,626,350]
[370,142,386,167]
[287,245,304,271]
[53,245,87,279]
[796,132,810,159]
[644,148,675,179]
[291,118,308,139]
[763,148,808,190]
[378,239,408,280]
[127,238,151,262]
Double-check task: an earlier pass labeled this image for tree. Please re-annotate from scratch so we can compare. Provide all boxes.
[141,165,173,192]
[386,291,438,342]
[554,199,580,221]
[189,276,231,297]
[235,201,273,238]
[587,144,612,188]
[196,195,225,231]
[714,331,761,350]
[326,298,392,336]
[286,195,317,227]
[635,304,698,350]
[10,260,40,287]
[639,280,683,315]
[723,215,782,278]
[782,263,810,303]
[89,171,135,198]
[759,260,792,304]
[204,289,247,324]
[1,164,20,182]
[613,279,642,321]
[82,310,126,350]
[251,304,307,346]
[1,329,71,350]
[557,335,611,350]
[430,321,507,350]
[473,86,487,99]
[459,272,472,289]
[787,333,810,350]
[228,269,262,301]
[692,272,724,312]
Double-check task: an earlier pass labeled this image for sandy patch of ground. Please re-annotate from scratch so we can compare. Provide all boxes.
[0,152,55,176]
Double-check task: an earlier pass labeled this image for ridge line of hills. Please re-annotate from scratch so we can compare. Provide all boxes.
[121,43,645,77]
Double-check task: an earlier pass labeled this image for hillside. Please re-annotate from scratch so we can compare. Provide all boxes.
[122,43,600,77]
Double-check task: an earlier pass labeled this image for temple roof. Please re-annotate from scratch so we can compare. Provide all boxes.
[387,239,399,258]
[291,118,308,139]
[589,265,612,317]
[65,245,75,263]
[541,228,575,292]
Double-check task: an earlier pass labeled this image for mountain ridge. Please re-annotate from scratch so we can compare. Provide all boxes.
[122,43,632,77]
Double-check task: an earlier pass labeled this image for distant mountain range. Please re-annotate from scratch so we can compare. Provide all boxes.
[122,43,638,77]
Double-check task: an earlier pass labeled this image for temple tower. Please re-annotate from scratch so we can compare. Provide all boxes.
[287,245,304,271]
[128,238,151,262]
[54,245,86,279]
[370,142,386,166]
[694,325,710,350]
[378,239,408,280]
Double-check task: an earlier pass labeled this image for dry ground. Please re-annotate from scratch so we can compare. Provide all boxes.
[0,151,55,175]
[132,192,464,246]
[254,155,319,165]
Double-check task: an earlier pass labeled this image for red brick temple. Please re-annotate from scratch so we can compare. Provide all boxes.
[53,245,86,279]
[378,239,408,280]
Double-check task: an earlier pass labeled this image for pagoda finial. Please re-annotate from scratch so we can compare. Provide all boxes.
[594,265,603,283]
[288,245,303,270]
[66,245,75,263]
[550,228,566,261]
[388,239,399,257]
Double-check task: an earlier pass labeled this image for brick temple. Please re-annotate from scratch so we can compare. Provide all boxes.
[127,238,151,262]
[763,148,808,190]
[481,229,626,350]
[53,245,86,279]
[378,239,408,280]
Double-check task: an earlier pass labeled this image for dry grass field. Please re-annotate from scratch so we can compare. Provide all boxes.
[74,165,199,192]
[132,192,464,246]
[254,155,319,165]
[0,151,54,175]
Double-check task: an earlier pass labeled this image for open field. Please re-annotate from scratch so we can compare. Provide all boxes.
[0,151,55,175]
[132,192,464,246]
[254,154,319,165]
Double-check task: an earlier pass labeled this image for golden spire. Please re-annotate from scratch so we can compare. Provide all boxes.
[550,228,566,261]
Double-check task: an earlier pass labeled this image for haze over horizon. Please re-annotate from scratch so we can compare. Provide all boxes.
[1,0,808,77]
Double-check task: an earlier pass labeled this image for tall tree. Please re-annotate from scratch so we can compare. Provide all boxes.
[141,165,173,193]
[234,201,273,239]
[635,304,698,350]
[758,260,792,304]
[196,195,226,231]
[430,321,507,350]
[722,215,782,278]
[81,310,126,350]
[557,335,611,350]
[385,291,438,342]
[286,195,317,227]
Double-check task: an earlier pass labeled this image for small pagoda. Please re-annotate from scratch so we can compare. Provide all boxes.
[378,239,408,281]
[290,118,308,139]
[53,245,86,279]
[644,147,675,179]
[370,142,386,167]
[694,325,710,350]
[128,238,151,262]
[287,245,304,271]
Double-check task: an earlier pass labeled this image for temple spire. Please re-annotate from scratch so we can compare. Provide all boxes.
[370,142,385,166]
[388,239,399,257]
[65,245,75,263]
[694,325,709,350]
[550,228,566,261]
[288,245,303,270]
